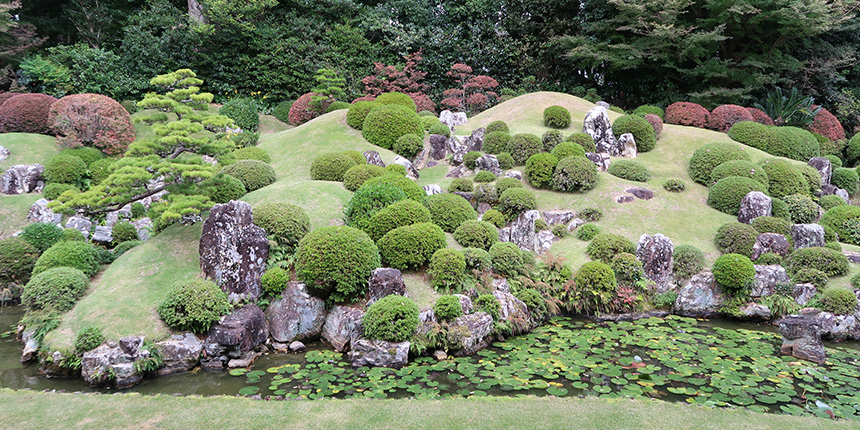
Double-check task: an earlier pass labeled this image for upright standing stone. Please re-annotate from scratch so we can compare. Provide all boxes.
[636,234,674,293]
[322,305,365,352]
[618,133,637,158]
[429,134,448,160]
[791,224,825,250]
[737,191,771,224]
[808,157,832,186]
[506,210,539,251]
[582,106,616,154]
[266,282,326,343]
[446,136,469,165]
[465,128,485,152]
[674,272,725,317]
[364,150,385,167]
[0,145,9,163]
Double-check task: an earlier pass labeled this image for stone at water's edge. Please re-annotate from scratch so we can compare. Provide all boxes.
[322,304,365,352]
[364,150,385,167]
[738,303,772,321]
[582,106,616,153]
[155,333,203,376]
[450,312,494,356]
[367,268,407,304]
[808,157,832,186]
[0,163,44,195]
[737,191,771,224]
[266,282,326,343]
[636,233,674,294]
[82,336,148,388]
[203,305,268,368]
[347,339,410,368]
[27,198,62,224]
[791,224,825,250]
[778,314,826,364]
[199,200,268,301]
[674,271,725,318]
[750,233,791,261]
[751,264,790,298]
[492,279,532,331]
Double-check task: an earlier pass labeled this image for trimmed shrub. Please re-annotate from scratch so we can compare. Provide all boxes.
[233,147,270,163]
[495,177,523,195]
[825,242,842,252]
[611,252,645,283]
[49,93,134,155]
[710,160,769,188]
[0,237,38,285]
[747,107,774,125]
[707,176,769,215]
[22,222,64,252]
[362,174,425,201]
[755,252,783,265]
[346,101,381,130]
[486,120,509,134]
[727,121,775,151]
[219,160,276,192]
[385,164,407,177]
[43,183,79,200]
[362,105,423,150]
[74,326,104,353]
[663,178,686,192]
[158,279,230,333]
[288,92,325,126]
[771,197,790,221]
[826,155,844,168]
[821,287,858,315]
[423,193,478,232]
[715,222,758,257]
[552,156,598,192]
[496,152,515,170]
[449,178,474,193]
[378,222,447,270]
[200,173,246,204]
[708,104,754,132]
[220,97,259,132]
[525,153,559,188]
[607,160,650,182]
[542,130,565,152]
[60,147,103,166]
[362,295,419,342]
[453,220,499,250]
[750,216,791,236]
[429,249,466,291]
[272,100,293,123]
[551,142,586,160]
[544,105,571,128]
[534,219,548,232]
[579,208,603,222]
[130,203,145,219]
[296,226,381,302]
[112,240,140,258]
[463,247,492,273]
[419,111,436,117]
[489,242,524,277]
[552,224,568,238]
[509,133,543,165]
[428,122,451,138]
[344,183,408,231]
[793,268,828,290]
[633,105,664,119]
[61,228,85,243]
[566,133,596,153]
[376,92,417,111]
[473,183,497,203]
[769,127,820,161]
[482,209,506,228]
[309,152,356,182]
[712,254,755,292]
[89,158,116,185]
[516,288,547,317]
[688,142,751,184]
[229,131,260,148]
[44,154,87,185]
[0,93,57,134]
[261,267,290,295]
[484,131,511,154]
[832,167,859,194]
[785,247,849,277]
[612,115,657,152]
[421,116,440,131]
[586,233,636,263]
[757,159,807,199]
[577,223,599,241]
[808,108,845,142]
[366,199,432,242]
[819,194,847,211]
[434,295,464,321]
[782,194,820,224]
[32,241,100,277]
[498,188,537,220]
[324,101,351,113]
[21,267,89,312]
[111,221,138,245]
[394,134,424,159]
[665,101,710,128]
[673,245,705,282]
[253,202,310,247]
[573,261,617,315]
[643,114,663,137]
[464,151,482,170]
[343,164,385,192]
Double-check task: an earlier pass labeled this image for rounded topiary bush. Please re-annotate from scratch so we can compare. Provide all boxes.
[346,100,381,130]
[310,152,357,182]
[463,247,492,273]
[434,295,464,321]
[324,101,350,113]
[821,205,860,245]
[712,253,755,292]
[673,244,705,282]
[544,105,571,128]
[219,160,276,191]
[344,182,408,233]
[663,178,686,192]
[489,242,523,277]
[0,93,57,134]
[612,115,657,152]
[429,248,466,291]
[607,160,650,182]
[819,194,847,211]
[727,121,775,151]
[708,104,754,132]
[421,116,440,131]
[362,105,423,150]
[785,247,849,277]
[498,188,537,220]
[768,127,820,162]
[233,147,270,163]
[453,220,499,250]
[44,154,87,185]
[495,177,523,195]
[633,105,664,119]
[809,108,846,142]
[792,268,828,290]
[542,130,565,152]
[261,267,290,296]
[832,167,859,194]
[586,233,636,263]
[366,198,432,242]
[272,100,293,123]
[362,295,419,342]
[423,193,478,232]
[253,202,310,247]
[21,266,89,312]
[643,114,663,137]
[22,222,63,252]
[484,131,511,154]
[200,173,246,204]
[715,222,758,257]
[577,223,599,241]
[111,221,138,245]
[482,209,506,228]
[43,183,79,200]
[821,287,858,315]
[394,133,424,159]
[158,279,230,333]
[288,92,325,126]
[50,93,135,155]
[376,92,417,111]
[343,164,385,192]
[750,216,791,235]
[74,326,104,353]
[782,194,820,224]
[448,178,473,193]
[611,252,644,284]
[552,156,598,192]
[361,174,425,202]
[747,108,775,125]
[573,261,617,315]
[220,97,259,132]
[60,147,103,166]
[771,197,791,221]
[509,133,542,165]
[378,222,447,270]
[757,159,808,199]
[688,142,751,184]
[710,160,769,188]
[496,152,515,170]
[464,151,482,170]
[845,133,860,166]
[32,240,100,277]
[0,237,38,286]
[296,226,380,302]
[665,101,710,128]
[525,153,559,188]
[566,133,596,152]
[707,176,769,215]
[550,142,586,160]
[486,120,509,134]
[428,122,451,138]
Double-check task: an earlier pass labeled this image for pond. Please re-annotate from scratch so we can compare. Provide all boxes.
[2,305,860,421]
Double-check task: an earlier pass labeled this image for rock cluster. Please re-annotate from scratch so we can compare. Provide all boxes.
[0,164,44,194]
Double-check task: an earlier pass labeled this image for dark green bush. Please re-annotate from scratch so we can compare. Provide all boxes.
[463,151,482,170]
[362,104,423,150]
[233,147,270,163]
[586,233,636,263]
[727,121,775,151]
[220,97,259,132]
[378,222,446,270]
[825,242,842,252]
[112,240,140,258]
[0,237,38,285]
[496,153,515,170]
[673,245,705,282]
[707,176,769,215]
[362,174,425,202]
[261,267,290,295]
[785,247,849,277]
[820,194,847,211]
[525,153,559,188]
[566,133,596,152]
[821,287,858,315]
[798,165,821,195]
[254,202,310,248]
[663,178,686,192]
[342,151,366,166]
[495,177,523,195]
[22,266,88,312]
[757,159,808,199]
[475,294,501,320]
[771,197,790,221]
[542,130,565,152]
[577,223,600,241]
[714,222,758,257]
[366,199,432,242]
[344,182,408,233]
[832,167,859,194]
[130,202,145,219]
[434,295,464,321]
[534,219,548,232]
[579,208,603,222]
[515,288,547,318]
[429,249,466,291]
[768,126,820,161]
[89,158,115,185]
[471,182,496,205]
[782,194,820,224]
[550,142,585,160]
[362,295,419,342]
[552,224,568,238]
[825,155,844,168]
[463,248,492,273]
[376,92,417,111]
[710,160,769,188]
[688,142,751,185]
[423,193,477,233]
[552,156,598,192]
[712,253,755,292]
[33,240,100,277]
[44,154,87,185]
[489,242,524,277]
[421,116,440,131]
[62,228,85,242]
[750,216,791,236]
[755,252,783,265]
[544,105,571,128]
[394,134,424,159]
[219,160,276,192]
[509,133,543,165]
[324,101,351,113]
[111,221,138,244]
[573,261,617,315]
[346,101,381,130]
[633,105,664,119]
[482,209,506,228]
[498,188,537,220]
[200,173,246,204]
[428,122,451,138]
[310,152,357,182]
[158,279,231,333]
[821,205,860,245]
[793,268,828,290]
[74,326,104,353]
[486,120,509,134]
[60,147,103,166]
[453,220,499,250]
[228,131,260,148]
[296,226,381,302]
[607,160,650,182]
[473,171,496,183]
[273,100,293,123]
[22,222,63,252]
[343,164,385,192]
[611,252,645,283]
[448,178,473,193]
[612,115,657,152]
[483,131,511,154]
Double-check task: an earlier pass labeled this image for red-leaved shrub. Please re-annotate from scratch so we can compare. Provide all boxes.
[288,92,330,126]
[0,92,20,108]
[708,104,754,132]
[746,107,775,125]
[808,107,846,141]
[49,93,135,156]
[0,93,57,134]
[440,64,499,113]
[665,102,710,128]
[352,96,376,103]
[644,113,663,137]
[361,51,434,113]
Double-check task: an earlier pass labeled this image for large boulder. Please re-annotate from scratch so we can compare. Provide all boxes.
[199,200,269,302]
[322,304,365,352]
[636,233,674,294]
[474,154,502,175]
[492,279,532,330]
[674,271,725,318]
[585,152,610,171]
[836,188,850,202]
[364,150,385,167]
[28,198,62,224]
[535,230,556,254]
[155,333,202,376]
[504,209,539,251]
[791,224,825,250]
[793,283,817,306]
[347,339,410,368]
[465,128,485,152]
[203,305,268,367]
[449,312,494,356]
[445,164,471,179]
[429,134,448,160]
[751,264,791,298]
[423,184,442,196]
[446,135,469,165]
[813,310,860,341]
[808,157,832,186]
[737,191,771,224]
[439,110,467,131]
[266,282,326,343]
[582,106,616,154]
[393,155,419,180]
[0,163,44,194]
[738,303,772,321]
[750,233,791,261]
[81,336,148,388]
[777,315,826,363]
[367,268,407,304]
[104,204,132,227]
[91,225,112,243]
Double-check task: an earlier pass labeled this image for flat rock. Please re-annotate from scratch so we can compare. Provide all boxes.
[65,214,92,238]
[505,170,523,179]
[155,333,203,376]
[616,195,634,204]
[474,154,502,175]
[266,282,326,343]
[347,339,409,368]
[751,264,791,297]
[737,191,771,224]
[28,198,61,224]
[674,271,725,318]
[227,350,262,368]
[542,210,577,225]
[289,341,306,352]
[626,187,653,200]
[445,165,471,178]
[204,305,268,362]
[0,163,44,194]
[738,303,772,321]
[843,250,860,264]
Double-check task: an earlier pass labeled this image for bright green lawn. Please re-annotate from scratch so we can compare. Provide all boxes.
[0,133,60,239]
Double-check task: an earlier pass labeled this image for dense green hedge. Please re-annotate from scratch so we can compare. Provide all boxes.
[586,233,636,263]
[566,133,596,152]
[344,183,408,232]
[453,220,499,250]
[607,160,650,182]
[714,222,758,257]
[346,101,381,130]
[543,105,571,128]
[552,156,598,192]
[220,97,259,132]
[296,226,381,303]
[434,294,464,321]
[428,248,466,291]
[423,193,477,232]
[757,159,808,199]
[220,160,276,192]
[550,142,586,160]
[233,147,270,163]
[254,202,310,248]
[712,253,755,292]
[498,188,537,220]
[366,199,432,242]
[486,120,509,134]
[688,142,750,185]
[525,153,559,188]
[21,267,89,312]
[832,167,859,194]
[0,237,38,286]
[785,247,849,277]
[310,152,357,182]
[821,205,860,245]
[489,242,523,277]
[158,279,231,333]
[376,92,417,111]
[362,295,419,342]
[673,244,704,282]
[709,160,769,188]
[484,131,512,154]
[509,133,543,165]
[612,114,657,152]
[44,154,87,185]
[32,241,100,277]
[343,164,385,191]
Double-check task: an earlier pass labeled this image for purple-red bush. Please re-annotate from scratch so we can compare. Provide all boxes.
[708,104,754,133]
[440,64,499,113]
[289,92,331,126]
[361,51,434,113]
[644,113,663,137]
[0,93,57,134]
[808,107,846,141]
[0,92,20,107]
[665,102,710,128]
[746,107,775,125]
[48,93,135,156]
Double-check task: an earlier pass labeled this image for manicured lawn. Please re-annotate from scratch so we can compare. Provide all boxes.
[0,133,60,239]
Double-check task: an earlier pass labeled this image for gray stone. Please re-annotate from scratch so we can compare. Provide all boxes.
[636,234,674,294]
[204,305,268,366]
[737,191,772,224]
[65,214,92,238]
[133,217,154,241]
[82,336,149,388]
[837,188,850,202]
[791,224,825,250]
[505,170,523,179]
[105,204,132,227]
[364,150,385,167]
[535,230,555,254]
[466,128,485,152]
[154,333,202,376]
[0,163,44,195]
[808,157,832,186]
[429,134,448,160]
[751,233,792,261]
[738,303,772,321]
[412,148,430,170]
[567,218,586,232]
[452,294,473,314]
[227,350,262,368]
[793,283,817,306]
[199,200,269,301]
[617,195,634,204]
[844,250,860,264]
[90,225,112,243]
[493,282,532,332]
[452,192,474,207]
[583,106,616,154]
[585,152,610,171]
[751,264,791,298]
[618,133,637,158]
[445,165,471,178]
[674,272,725,318]
[266,282,326,343]
[322,305,364,352]
[439,110,467,131]
[446,136,469,166]
[498,227,510,242]
[627,187,653,200]
[505,209,539,251]
[423,184,442,195]
[0,145,9,162]
[347,339,410,368]
[289,341,306,352]
[368,268,407,304]
[20,330,38,363]
[392,156,419,180]
[817,184,839,197]
[596,101,611,108]
[542,210,577,225]
[815,310,860,341]
[27,198,61,224]
[477,202,492,216]
[449,312,494,356]
[433,350,447,361]
[474,154,502,175]
[778,315,826,363]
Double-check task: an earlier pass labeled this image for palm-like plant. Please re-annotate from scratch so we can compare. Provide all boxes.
[754,87,822,127]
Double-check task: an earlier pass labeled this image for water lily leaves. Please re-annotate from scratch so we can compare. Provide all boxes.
[229,369,248,376]
[238,386,260,396]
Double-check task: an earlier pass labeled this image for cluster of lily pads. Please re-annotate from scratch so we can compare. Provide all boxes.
[231,316,860,421]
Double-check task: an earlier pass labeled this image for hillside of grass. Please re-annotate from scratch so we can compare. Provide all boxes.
[0,133,60,239]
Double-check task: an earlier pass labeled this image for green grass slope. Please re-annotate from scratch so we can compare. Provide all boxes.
[0,133,60,239]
